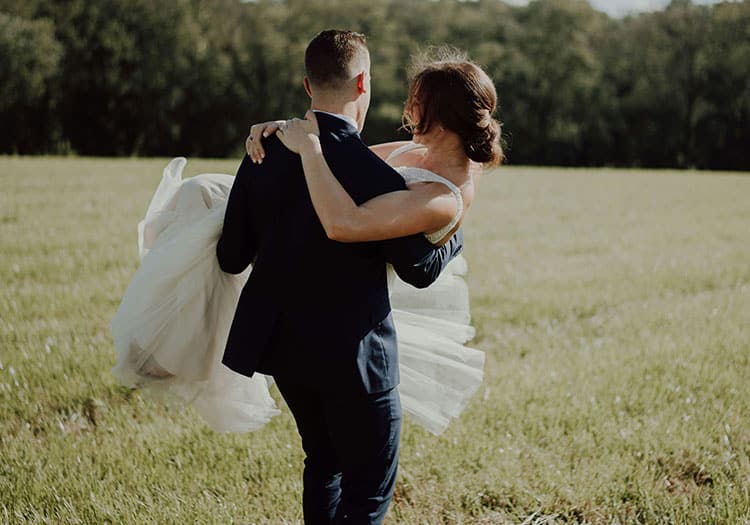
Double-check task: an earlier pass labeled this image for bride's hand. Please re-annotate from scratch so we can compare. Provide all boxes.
[246,112,320,163]
[246,120,286,164]
[276,111,320,155]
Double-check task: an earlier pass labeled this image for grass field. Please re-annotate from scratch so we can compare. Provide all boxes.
[1,157,749,524]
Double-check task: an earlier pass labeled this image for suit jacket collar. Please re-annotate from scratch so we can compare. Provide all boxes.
[313,110,359,137]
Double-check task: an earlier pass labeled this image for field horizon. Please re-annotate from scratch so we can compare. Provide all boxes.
[1,157,749,524]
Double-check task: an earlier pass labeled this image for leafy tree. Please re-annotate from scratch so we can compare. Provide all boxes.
[37,0,205,155]
[501,0,609,166]
[694,0,750,170]
[0,12,62,153]
[0,0,747,169]
[605,1,712,168]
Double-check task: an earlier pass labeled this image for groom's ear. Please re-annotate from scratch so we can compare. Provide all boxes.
[356,71,367,94]
[303,77,313,98]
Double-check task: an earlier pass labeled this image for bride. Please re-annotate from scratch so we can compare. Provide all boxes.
[111,52,503,435]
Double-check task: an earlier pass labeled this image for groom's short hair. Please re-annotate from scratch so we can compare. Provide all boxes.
[305,30,369,91]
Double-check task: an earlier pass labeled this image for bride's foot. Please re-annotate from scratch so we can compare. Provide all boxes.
[139,354,174,379]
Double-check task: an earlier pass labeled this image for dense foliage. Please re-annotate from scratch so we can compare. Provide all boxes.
[1,0,748,169]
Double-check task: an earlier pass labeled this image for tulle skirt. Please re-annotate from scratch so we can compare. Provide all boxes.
[111,158,483,435]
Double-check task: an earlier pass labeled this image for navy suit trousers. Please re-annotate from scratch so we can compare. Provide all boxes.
[274,375,402,525]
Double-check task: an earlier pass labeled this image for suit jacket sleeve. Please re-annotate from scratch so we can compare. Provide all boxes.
[325,134,464,289]
[386,228,464,289]
[216,154,258,274]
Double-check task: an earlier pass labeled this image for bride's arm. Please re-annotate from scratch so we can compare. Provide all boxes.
[278,114,457,243]
[246,122,410,163]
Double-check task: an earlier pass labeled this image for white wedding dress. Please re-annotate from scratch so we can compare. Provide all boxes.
[111,149,484,435]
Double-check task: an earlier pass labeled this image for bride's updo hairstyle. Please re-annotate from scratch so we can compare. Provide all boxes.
[403,49,504,167]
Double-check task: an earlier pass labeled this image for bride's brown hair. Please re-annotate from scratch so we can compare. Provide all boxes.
[403,48,505,167]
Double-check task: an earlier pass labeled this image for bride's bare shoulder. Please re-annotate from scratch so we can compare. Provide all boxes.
[384,145,428,168]
[369,141,415,161]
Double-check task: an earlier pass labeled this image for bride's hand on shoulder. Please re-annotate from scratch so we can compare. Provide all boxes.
[246,111,320,163]
[277,111,320,155]
[246,120,286,163]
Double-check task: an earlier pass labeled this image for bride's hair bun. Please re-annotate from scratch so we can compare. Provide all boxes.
[464,110,503,165]
[403,48,505,167]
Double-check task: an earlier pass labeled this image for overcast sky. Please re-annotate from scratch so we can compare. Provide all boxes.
[504,0,727,17]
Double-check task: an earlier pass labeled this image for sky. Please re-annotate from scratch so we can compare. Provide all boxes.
[503,0,727,17]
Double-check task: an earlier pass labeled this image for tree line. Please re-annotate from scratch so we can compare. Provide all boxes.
[1,0,748,170]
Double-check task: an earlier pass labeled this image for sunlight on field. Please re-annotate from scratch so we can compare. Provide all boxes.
[1,157,749,523]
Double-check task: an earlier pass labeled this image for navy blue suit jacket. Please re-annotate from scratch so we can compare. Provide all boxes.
[217,112,463,394]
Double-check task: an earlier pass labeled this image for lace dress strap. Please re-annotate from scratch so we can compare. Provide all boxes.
[386,142,425,162]
[395,166,464,245]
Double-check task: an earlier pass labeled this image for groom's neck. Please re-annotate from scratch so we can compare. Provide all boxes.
[310,98,361,130]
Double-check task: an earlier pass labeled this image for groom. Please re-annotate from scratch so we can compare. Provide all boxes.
[217,30,462,524]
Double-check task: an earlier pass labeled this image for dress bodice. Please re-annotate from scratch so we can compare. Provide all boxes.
[386,143,464,244]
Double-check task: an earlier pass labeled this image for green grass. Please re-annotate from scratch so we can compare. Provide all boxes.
[1,157,749,524]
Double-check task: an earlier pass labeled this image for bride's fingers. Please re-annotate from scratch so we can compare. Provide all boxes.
[247,114,319,163]
[248,124,272,163]
[262,122,281,138]
[277,119,308,153]
[247,125,260,161]
[245,129,255,162]
[303,110,320,135]
[247,121,287,163]
[247,132,262,163]
[285,118,305,132]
